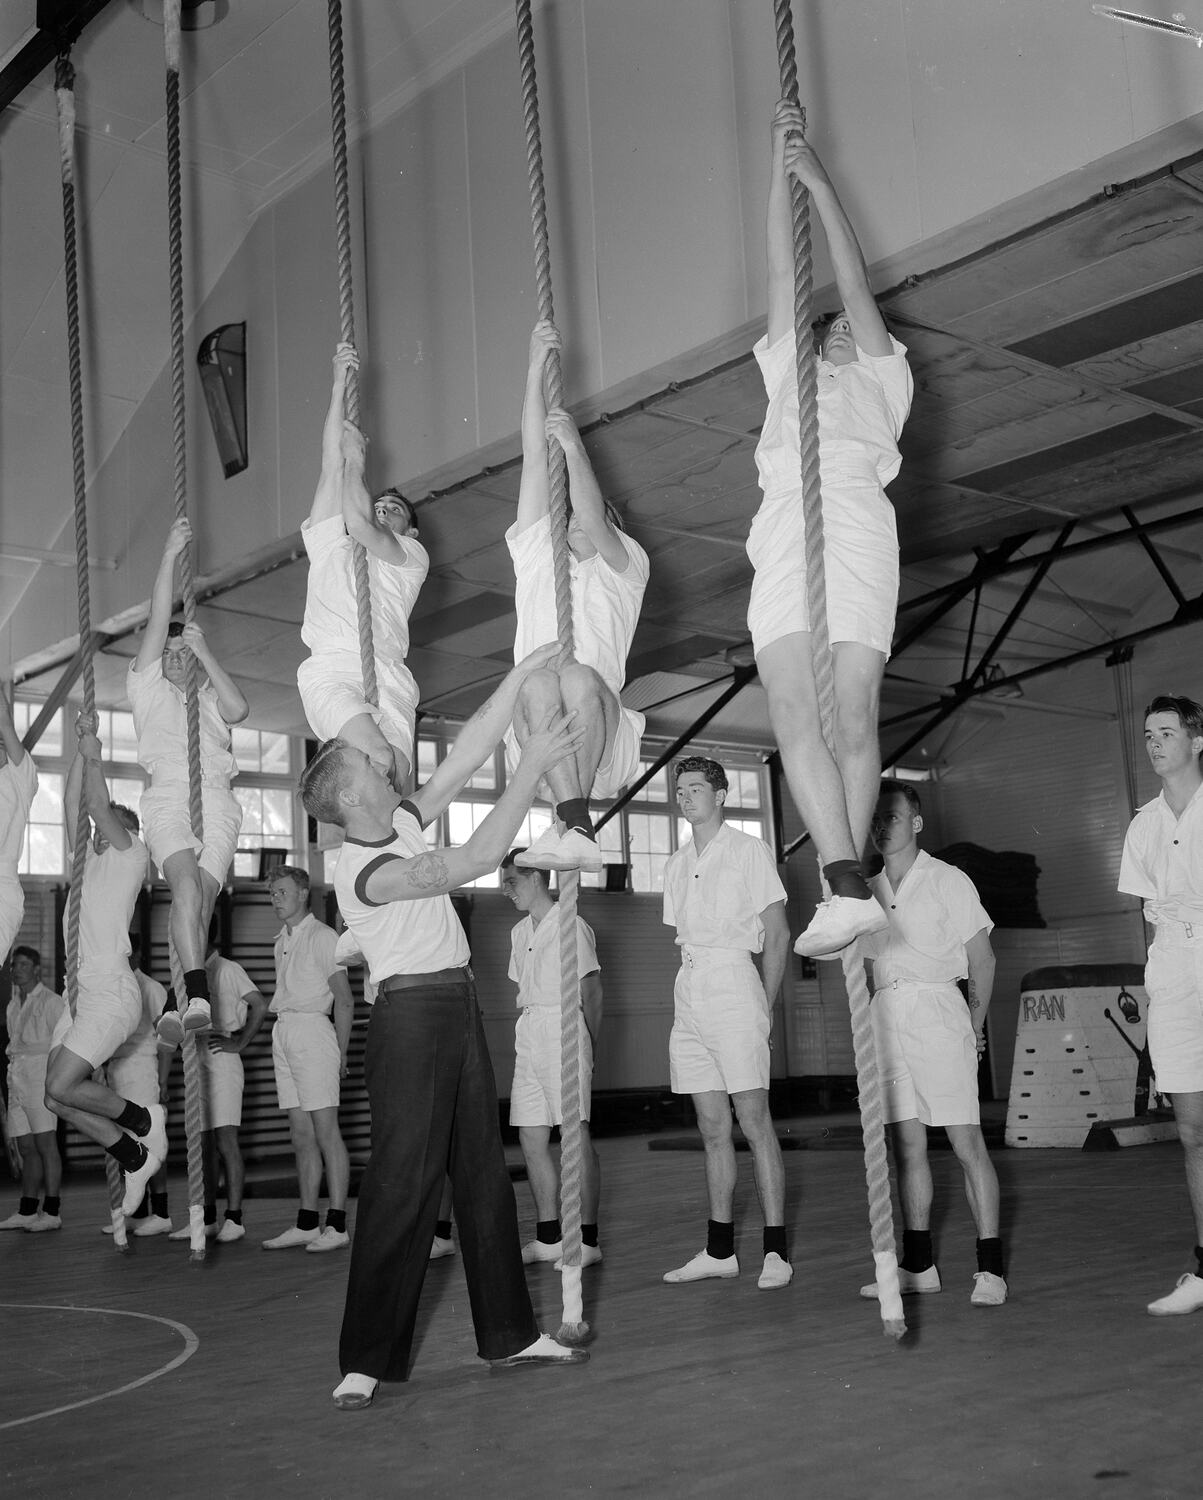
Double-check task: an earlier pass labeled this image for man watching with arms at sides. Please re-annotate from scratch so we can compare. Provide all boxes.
[0,687,36,969]
[44,713,167,1222]
[297,344,428,794]
[299,647,588,1411]
[261,865,354,1254]
[505,321,649,875]
[129,517,248,1043]
[1119,695,1203,1315]
[751,100,913,960]
[499,849,603,1269]
[858,779,1005,1307]
[1,948,66,1231]
[661,757,793,1291]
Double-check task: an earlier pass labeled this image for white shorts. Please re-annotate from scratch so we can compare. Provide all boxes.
[272,1012,341,1113]
[52,966,142,1070]
[197,1046,244,1131]
[747,480,898,656]
[509,1006,594,1128]
[6,1055,55,1136]
[504,702,642,803]
[1144,932,1203,1094]
[0,877,24,961]
[297,652,417,768]
[107,1049,160,1110]
[871,981,980,1127]
[140,784,242,884]
[669,949,770,1096]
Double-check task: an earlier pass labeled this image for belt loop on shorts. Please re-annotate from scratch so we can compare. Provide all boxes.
[680,946,695,970]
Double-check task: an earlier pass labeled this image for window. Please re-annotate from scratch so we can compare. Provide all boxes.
[232,727,291,775]
[233,785,297,878]
[21,773,64,876]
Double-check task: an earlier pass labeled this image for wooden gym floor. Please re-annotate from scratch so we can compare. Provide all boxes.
[1,1116,1200,1500]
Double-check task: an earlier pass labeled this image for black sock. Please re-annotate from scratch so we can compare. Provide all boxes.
[706,1219,735,1260]
[297,1208,320,1232]
[203,1202,217,1227]
[224,1208,243,1226]
[106,1134,147,1172]
[822,860,872,901]
[582,1223,599,1248]
[763,1226,788,1261]
[150,1191,170,1219]
[555,799,593,838]
[18,1196,38,1216]
[901,1229,934,1273]
[435,1219,452,1240]
[1195,1246,1203,1278]
[183,969,209,1002]
[130,1196,150,1220]
[976,1236,1004,1277]
[115,1100,151,1136]
[327,1209,347,1234]
[536,1219,561,1245]
[42,1196,60,1217]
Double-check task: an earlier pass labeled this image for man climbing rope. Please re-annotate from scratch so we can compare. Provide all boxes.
[505,321,649,873]
[297,344,429,793]
[750,99,913,958]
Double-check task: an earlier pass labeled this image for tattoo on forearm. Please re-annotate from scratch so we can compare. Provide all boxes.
[966,978,980,1014]
[402,853,450,892]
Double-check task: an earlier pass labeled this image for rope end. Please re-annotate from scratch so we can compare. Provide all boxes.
[882,1318,908,1341]
[555,1319,591,1346]
[188,1248,207,1266]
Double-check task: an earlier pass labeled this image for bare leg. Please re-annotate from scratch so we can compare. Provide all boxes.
[312,1106,349,1211]
[513,662,613,808]
[17,1135,43,1201]
[1171,1090,1203,1243]
[162,849,207,973]
[32,1129,61,1199]
[731,1088,784,1225]
[579,1119,601,1225]
[831,641,887,857]
[44,1048,124,1149]
[519,1124,559,1220]
[289,1108,322,1211]
[890,1117,933,1230]
[214,1124,244,1213]
[944,1123,1000,1239]
[691,1091,737,1221]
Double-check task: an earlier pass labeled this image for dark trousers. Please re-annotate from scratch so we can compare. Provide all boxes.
[338,975,538,1380]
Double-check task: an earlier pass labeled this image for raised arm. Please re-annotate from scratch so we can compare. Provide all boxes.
[135,518,191,672]
[515,321,561,534]
[766,100,800,346]
[545,409,629,571]
[181,622,249,726]
[0,689,24,766]
[66,712,133,854]
[361,709,584,903]
[408,641,561,826]
[341,421,421,567]
[759,899,790,1006]
[964,928,996,1051]
[310,343,358,527]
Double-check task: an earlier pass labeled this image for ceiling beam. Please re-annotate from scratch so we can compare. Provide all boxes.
[1,1,117,114]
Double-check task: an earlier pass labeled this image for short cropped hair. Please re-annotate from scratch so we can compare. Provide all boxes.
[111,803,140,835]
[11,945,40,966]
[267,864,311,894]
[500,848,551,889]
[166,620,185,639]
[299,738,355,827]
[374,487,419,534]
[1145,694,1203,741]
[877,777,922,816]
[674,756,728,793]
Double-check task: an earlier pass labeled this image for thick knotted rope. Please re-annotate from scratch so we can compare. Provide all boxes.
[164,0,205,1261]
[772,0,904,1338]
[515,0,587,1344]
[326,0,378,710]
[55,53,127,1251]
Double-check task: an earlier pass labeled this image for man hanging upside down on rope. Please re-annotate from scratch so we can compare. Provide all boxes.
[752,100,913,958]
[129,518,248,1044]
[297,344,429,793]
[507,321,649,874]
[43,712,168,1219]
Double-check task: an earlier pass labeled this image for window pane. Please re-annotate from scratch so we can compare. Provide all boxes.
[629,812,671,855]
[727,817,765,843]
[14,702,62,756]
[259,733,291,774]
[108,711,141,765]
[231,727,261,772]
[738,770,761,808]
[324,848,340,885]
[30,772,63,824]
[630,851,668,894]
[636,762,668,802]
[261,788,293,838]
[466,752,497,792]
[27,824,63,876]
[417,738,439,778]
[234,786,264,833]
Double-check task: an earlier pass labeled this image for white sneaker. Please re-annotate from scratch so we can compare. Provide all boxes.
[26,1212,62,1233]
[182,998,211,1032]
[262,1223,321,1250]
[155,1009,185,1047]
[554,1244,603,1269]
[216,1218,246,1243]
[0,1209,40,1231]
[332,1373,378,1411]
[429,1236,456,1260]
[550,828,605,874]
[120,1145,164,1218]
[663,1250,739,1284]
[794,894,888,958]
[758,1251,792,1289]
[860,1264,942,1298]
[970,1271,1008,1307]
[521,1237,563,1264]
[306,1226,350,1253]
[132,1215,174,1238]
[1148,1272,1203,1316]
[515,827,568,871]
[168,1222,219,1241]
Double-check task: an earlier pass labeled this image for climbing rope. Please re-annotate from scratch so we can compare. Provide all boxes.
[514,0,587,1344]
[54,51,127,1251]
[326,0,378,710]
[163,0,206,1262]
[772,0,905,1338]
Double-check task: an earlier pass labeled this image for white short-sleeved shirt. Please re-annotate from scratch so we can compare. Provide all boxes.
[663,823,787,952]
[6,982,66,1059]
[205,954,255,1035]
[753,329,912,500]
[272,912,342,1016]
[334,802,471,990]
[109,969,168,1066]
[301,516,429,663]
[863,851,993,986]
[509,911,599,1010]
[1119,785,1203,928]
[0,754,37,877]
[508,516,649,709]
[64,837,148,971]
[127,657,237,788]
